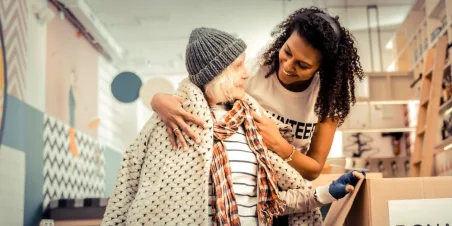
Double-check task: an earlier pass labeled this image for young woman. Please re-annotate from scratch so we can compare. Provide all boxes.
[150,7,364,181]
[102,27,364,226]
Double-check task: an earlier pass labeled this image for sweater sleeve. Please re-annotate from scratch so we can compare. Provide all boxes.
[278,189,321,215]
[278,184,336,215]
[101,118,153,225]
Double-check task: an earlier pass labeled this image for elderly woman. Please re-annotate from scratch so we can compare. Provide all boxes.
[101,27,363,226]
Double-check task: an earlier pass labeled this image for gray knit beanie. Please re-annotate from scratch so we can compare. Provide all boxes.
[186,27,247,88]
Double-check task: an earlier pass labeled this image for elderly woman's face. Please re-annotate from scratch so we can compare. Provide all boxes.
[228,53,248,100]
[204,53,249,105]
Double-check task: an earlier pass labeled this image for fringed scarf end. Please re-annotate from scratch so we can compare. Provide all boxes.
[260,198,286,225]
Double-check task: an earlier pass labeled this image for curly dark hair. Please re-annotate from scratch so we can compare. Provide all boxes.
[261,7,364,126]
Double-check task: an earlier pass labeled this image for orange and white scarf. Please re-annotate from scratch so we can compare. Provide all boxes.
[210,100,284,225]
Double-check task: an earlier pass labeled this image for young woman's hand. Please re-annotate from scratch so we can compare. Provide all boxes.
[150,93,206,150]
[250,109,287,151]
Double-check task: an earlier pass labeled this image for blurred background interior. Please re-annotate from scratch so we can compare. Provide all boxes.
[1,0,452,225]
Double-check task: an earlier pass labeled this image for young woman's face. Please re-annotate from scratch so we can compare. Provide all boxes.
[278,31,322,85]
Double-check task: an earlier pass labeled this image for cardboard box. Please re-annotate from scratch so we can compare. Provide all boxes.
[324,176,452,226]
[311,173,383,189]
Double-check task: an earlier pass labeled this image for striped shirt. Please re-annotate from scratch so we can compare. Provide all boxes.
[208,105,258,225]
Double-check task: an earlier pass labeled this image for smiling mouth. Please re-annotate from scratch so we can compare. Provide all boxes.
[282,68,295,76]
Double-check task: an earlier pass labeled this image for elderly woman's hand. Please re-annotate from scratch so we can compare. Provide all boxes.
[315,170,366,205]
[329,170,365,197]
[151,93,206,150]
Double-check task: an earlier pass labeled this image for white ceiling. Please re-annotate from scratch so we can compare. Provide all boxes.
[84,0,415,76]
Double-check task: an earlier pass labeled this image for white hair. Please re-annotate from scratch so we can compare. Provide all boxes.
[204,66,241,104]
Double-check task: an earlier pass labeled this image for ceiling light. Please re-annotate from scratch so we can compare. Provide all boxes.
[387,62,395,72]
[386,40,393,49]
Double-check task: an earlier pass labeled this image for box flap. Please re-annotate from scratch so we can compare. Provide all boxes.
[311,173,382,189]
[323,178,364,226]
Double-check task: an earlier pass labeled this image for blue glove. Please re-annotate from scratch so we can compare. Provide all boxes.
[328,170,366,200]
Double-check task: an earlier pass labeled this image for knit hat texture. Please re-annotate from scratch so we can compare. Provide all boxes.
[186,27,247,87]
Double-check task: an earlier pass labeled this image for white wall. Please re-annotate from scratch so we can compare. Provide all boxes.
[329,131,344,158]
[24,1,47,112]
[353,31,394,72]
[98,56,138,152]
[327,5,410,72]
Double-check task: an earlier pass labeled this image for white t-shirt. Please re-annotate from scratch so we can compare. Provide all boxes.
[245,58,320,153]
[208,105,258,226]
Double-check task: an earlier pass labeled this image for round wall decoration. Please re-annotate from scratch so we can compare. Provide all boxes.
[139,77,175,110]
[111,71,142,103]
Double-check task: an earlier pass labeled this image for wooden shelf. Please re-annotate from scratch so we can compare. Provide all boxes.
[339,127,416,133]
[396,30,421,61]
[417,126,426,136]
[355,100,419,105]
[421,98,429,107]
[362,72,415,102]
[365,71,411,77]
[435,136,452,150]
[399,26,427,65]
[434,148,452,175]
[428,0,446,19]
[412,0,425,11]
[411,156,422,165]
[407,24,449,72]
[426,67,433,78]
[424,59,450,78]
[410,54,425,71]
[444,62,451,71]
[439,98,452,115]
[430,25,449,47]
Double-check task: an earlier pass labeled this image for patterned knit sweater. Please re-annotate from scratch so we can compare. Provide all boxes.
[101,79,323,226]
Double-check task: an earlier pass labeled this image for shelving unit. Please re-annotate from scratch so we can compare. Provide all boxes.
[391,0,452,74]
[340,71,417,134]
[411,36,447,177]
[357,72,414,102]
[435,136,452,150]
[435,98,452,154]
[339,128,416,133]
[439,98,452,117]
[434,148,452,176]
[392,0,452,177]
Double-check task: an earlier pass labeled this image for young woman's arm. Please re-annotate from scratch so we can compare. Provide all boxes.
[304,118,338,178]
[251,111,337,181]
[150,93,206,150]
